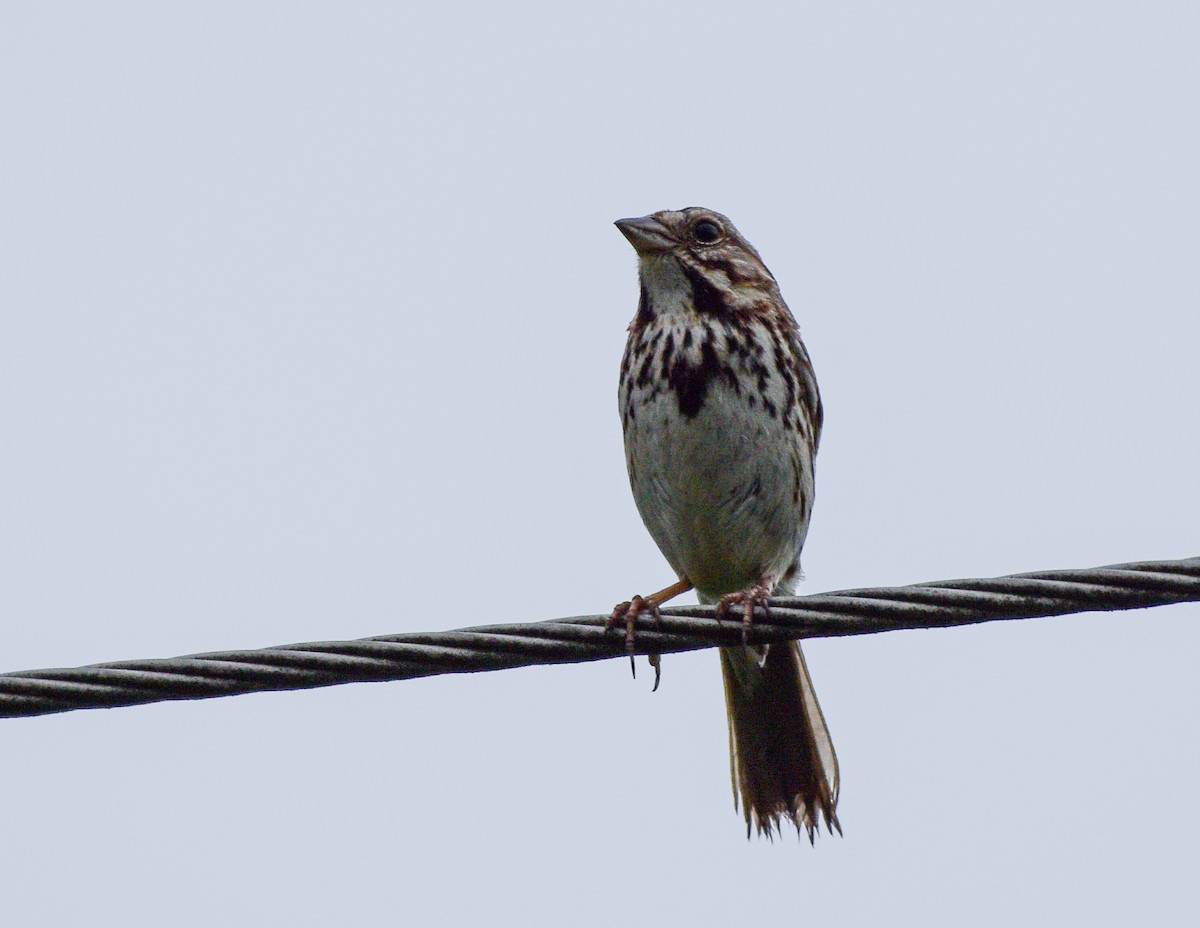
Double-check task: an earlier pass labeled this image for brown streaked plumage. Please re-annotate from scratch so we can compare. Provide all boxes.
[610,207,839,841]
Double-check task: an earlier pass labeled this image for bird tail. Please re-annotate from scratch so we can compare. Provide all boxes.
[719,640,840,841]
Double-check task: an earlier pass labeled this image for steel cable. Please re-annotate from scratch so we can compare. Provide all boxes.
[2,556,1197,719]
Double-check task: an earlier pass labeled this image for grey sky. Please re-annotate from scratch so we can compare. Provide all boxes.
[3,3,1198,925]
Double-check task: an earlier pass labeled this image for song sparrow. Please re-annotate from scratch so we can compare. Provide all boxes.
[611,207,839,841]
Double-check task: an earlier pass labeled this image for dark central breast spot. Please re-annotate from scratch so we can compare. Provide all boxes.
[665,336,741,419]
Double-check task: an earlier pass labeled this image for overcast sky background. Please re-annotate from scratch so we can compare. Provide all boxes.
[3,3,1198,925]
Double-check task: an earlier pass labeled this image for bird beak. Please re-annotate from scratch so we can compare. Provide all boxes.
[615,215,675,255]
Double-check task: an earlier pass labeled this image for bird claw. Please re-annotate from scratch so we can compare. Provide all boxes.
[607,595,663,651]
[716,584,773,643]
[609,579,691,689]
[609,597,665,691]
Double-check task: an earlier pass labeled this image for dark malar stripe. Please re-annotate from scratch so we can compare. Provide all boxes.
[680,261,736,319]
[635,282,653,326]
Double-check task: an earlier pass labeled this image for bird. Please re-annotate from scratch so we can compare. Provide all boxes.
[610,207,839,841]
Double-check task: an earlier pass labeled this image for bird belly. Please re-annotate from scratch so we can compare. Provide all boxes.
[624,383,810,597]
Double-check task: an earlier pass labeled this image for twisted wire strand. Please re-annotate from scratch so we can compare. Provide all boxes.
[3,556,1197,719]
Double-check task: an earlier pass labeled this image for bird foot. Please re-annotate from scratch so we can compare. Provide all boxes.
[607,595,662,651]
[716,583,774,643]
[607,578,694,650]
[606,597,664,689]
[607,578,694,690]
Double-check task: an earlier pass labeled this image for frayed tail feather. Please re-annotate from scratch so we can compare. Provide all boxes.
[720,640,840,842]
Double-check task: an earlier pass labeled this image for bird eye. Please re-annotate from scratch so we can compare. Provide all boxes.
[692,219,723,244]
